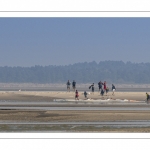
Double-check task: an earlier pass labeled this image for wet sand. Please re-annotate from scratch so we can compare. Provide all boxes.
[0,110,150,132]
[1,110,150,122]
[0,91,147,101]
[0,91,150,132]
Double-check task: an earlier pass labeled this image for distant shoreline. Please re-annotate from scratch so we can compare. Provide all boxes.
[0,88,149,92]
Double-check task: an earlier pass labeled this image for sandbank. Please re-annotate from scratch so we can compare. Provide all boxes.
[0,91,147,101]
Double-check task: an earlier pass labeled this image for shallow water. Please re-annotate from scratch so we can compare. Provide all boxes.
[0,106,150,111]
[0,98,146,105]
[0,121,150,132]
[0,121,150,125]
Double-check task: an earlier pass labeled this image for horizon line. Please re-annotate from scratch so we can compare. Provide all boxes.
[0,60,150,67]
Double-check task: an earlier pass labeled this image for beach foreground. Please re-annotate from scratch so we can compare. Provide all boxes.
[0,91,150,132]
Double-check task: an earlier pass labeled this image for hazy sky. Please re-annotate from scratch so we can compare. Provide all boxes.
[0,18,150,66]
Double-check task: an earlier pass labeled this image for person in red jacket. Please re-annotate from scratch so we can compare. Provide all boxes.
[75,90,79,100]
[103,81,106,91]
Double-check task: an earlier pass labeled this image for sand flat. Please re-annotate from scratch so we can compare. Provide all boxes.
[0,91,147,101]
[0,91,149,132]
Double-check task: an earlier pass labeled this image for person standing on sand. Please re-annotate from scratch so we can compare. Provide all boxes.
[84,91,88,99]
[66,80,71,92]
[90,83,94,94]
[72,80,76,91]
[92,83,94,94]
[100,89,104,96]
[112,84,116,95]
[146,93,149,102]
[98,81,103,92]
[106,87,109,95]
[103,81,106,93]
[89,83,94,94]
[75,90,79,100]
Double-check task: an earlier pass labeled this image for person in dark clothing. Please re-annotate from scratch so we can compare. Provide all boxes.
[98,81,103,92]
[66,80,71,92]
[84,91,88,99]
[106,87,109,95]
[90,83,94,94]
[112,84,116,95]
[101,89,104,96]
[72,80,76,91]
[146,93,150,101]
[89,85,92,89]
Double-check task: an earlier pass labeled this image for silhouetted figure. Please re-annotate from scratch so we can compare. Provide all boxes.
[112,84,116,95]
[66,80,71,92]
[84,91,88,99]
[89,83,94,94]
[98,81,103,92]
[106,87,109,95]
[72,80,76,91]
[101,89,104,96]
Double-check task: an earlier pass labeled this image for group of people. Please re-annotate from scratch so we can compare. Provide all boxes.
[89,81,116,96]
[66,80,79,100]
[66,80,76,92]
[67,80,150,102]
[66,80,116,100]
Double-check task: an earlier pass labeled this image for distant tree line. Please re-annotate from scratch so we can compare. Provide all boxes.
[0,61,150,84]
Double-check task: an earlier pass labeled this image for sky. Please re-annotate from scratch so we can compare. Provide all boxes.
[0,18,150,66]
